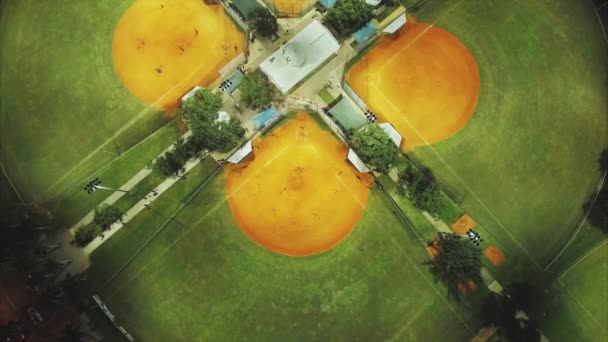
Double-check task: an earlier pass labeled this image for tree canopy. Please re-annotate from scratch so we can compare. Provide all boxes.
[430,232,483,300]
[178,89,245,153]
[248,8,278,38]
[323,0,374,36]
[239,70,276,110]
[351,124,398,173]
[93,204,123,230]
[480,282,543,342]
[398,165,442,217]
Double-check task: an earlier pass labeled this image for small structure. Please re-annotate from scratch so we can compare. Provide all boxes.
[347,148,371,173]
[231,0,264,20]
[319,0,338,9]
[352,21,378,44]
[382,13,407,35]
[328,97,367,130]
[227,140,253,164]
[378,122,402,147]
[216,111,231,123]
[365,0,382,6]
[181,86,203,103]
[251,106,280,129]
[260,20,340,93]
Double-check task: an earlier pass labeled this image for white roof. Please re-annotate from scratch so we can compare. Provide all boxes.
[181,86,203,102]
[216,111,231,123]
[366,0,382,6]
[227,140,253,164]
[379,123,402,147]
[383,14,407,34]
[347,148,371,173]
[260,20,340,93]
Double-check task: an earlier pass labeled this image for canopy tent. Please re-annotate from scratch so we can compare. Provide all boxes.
[382,13,407,34]
[227,140,253,164]
[347,149,371,173]
[181,86,203,103]
[352,21,378,44]
[328,98,367,130]
[260,20,340,93]
[378,122,402,147]
[251,106,280,129]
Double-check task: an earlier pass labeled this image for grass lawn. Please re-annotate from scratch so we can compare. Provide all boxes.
[0,1,182,223]
[398,0,608,273]
[541,243,608,341]
[86,116,481,341]
[317,88,335,105]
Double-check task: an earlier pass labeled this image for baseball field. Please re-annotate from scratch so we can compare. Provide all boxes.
[0,0,244,226]
[347,0,608,274]
[85,114,480,340]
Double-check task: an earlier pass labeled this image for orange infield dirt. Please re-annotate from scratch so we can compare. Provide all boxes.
[347,17,480,150]
[484,245,506,267]
[451,214,477,234]
[112,0,244,112]
[225,113,373,256]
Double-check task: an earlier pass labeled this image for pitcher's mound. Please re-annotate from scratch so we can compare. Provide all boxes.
[225,113,373,256]
[347,17,480,150]
[112,0,244,112]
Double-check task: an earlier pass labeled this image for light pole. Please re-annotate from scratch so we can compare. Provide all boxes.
[219,79,240,109]
[463,229,483,246]
[84,178,132,195]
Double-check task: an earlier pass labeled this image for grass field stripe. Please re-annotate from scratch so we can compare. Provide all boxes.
[558,240,608,280]
[557,279,608,335]
[106,143,295,297]
[544,170,607,270]
[45,119,178,203]
[370,83,543,270]
[589,0,608,43]
[334,175,473,334]
[44,52,227,194]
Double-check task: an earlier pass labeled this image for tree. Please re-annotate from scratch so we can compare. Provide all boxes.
[323,0,373,36]
[239,70,276,109]
[479,282,542,342]
[583,148,608,233]
[398,165,442,217]
[93,204,122,230]
[351,124,398,173]
[248,8,278,38]
[429,232,482,300]
[178,89,246,153]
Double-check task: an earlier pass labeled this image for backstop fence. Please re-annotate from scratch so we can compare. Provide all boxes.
[262,0,317,18]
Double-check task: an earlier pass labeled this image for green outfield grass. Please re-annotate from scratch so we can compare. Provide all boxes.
[400,0,608,273]
[0,1,177,224]
[88,173,478,341]
[541,242,608,341]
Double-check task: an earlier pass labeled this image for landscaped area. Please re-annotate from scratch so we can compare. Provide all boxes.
[1,0,607,341]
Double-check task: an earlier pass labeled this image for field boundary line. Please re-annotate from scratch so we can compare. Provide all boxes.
[589,0,608,43]
[558,239,607,280]
[370,83,543,270]
[557,279,608,335]
[0,151,25,204]
[105,142,295,297]
[335,176,473,335]
[545,170,607,270]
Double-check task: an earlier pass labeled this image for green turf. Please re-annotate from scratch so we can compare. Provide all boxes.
[0,0,177,218]
[88,171,479,341]
[399,0,608,273]
[87,157,219,287]
[558,243,608,331]
[317,88,335,105]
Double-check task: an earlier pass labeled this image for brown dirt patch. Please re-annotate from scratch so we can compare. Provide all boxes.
[346,17,480,151]
[451,214,477,234]
[484,245,506,267]
[112,0,245,112]
[225,113,373,256]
